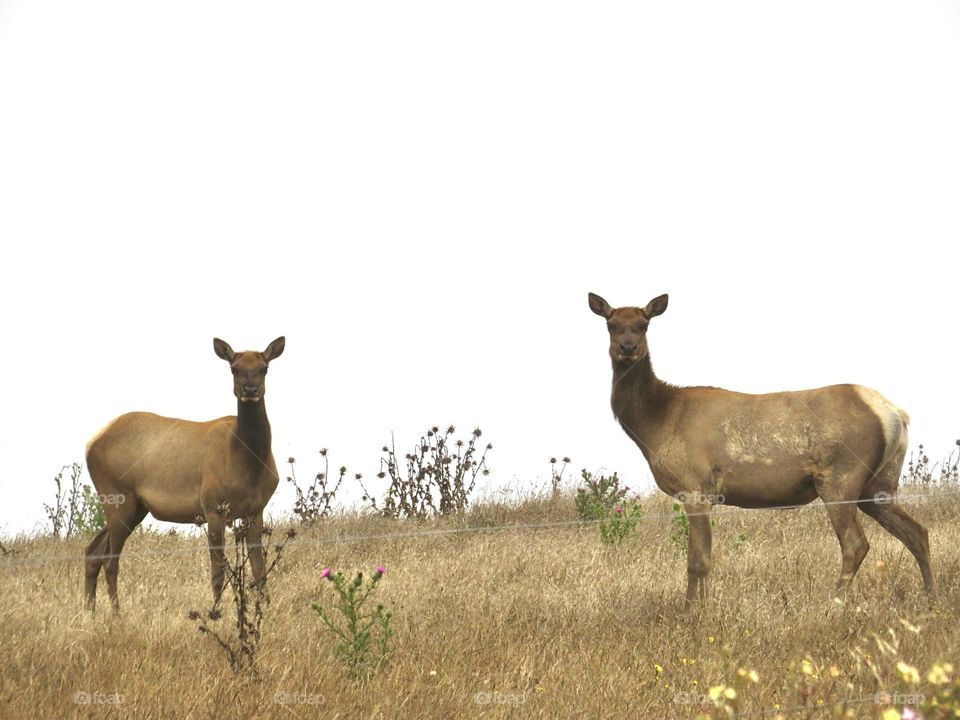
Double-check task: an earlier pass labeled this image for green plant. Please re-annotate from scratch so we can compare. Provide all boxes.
[670,503,718,555]
[74,484,107,536]
[574,470,643,544]
[599,500,644,545]
[671,502,690,554]
[574,469,628,521]
[311,566,395,678]
[43,463,101,538]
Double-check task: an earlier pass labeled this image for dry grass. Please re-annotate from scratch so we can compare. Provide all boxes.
[2,486,959,719]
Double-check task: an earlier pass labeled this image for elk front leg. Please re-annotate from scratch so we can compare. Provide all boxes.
[248,513,267,593]
[206,512,227,606]
[685,502,713,606]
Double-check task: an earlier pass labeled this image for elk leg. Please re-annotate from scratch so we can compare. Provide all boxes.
[685,502,713,606]
[818,487,869,595]
[207,513,227,606]
[84,527,110,612]
[860,500,935,597]
[247,514,267,593]
[104,504,147,612]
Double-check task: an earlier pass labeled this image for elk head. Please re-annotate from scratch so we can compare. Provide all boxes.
[588,292,668,366]
[213,336,285,403]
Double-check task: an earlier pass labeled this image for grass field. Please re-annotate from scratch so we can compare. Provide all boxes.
[2,485,959,719]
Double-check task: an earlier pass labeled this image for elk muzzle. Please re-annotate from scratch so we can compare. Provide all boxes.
[240,383,261,402]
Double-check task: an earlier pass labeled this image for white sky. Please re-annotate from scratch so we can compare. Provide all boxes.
[1,0,959,535]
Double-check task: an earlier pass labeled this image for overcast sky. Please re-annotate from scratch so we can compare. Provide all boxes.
[1,0,958,535]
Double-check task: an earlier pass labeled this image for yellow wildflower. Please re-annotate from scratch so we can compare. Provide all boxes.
[896,661,920,684]
[927,663,952,685]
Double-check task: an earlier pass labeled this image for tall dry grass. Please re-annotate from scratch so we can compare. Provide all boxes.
[1,486,959,719]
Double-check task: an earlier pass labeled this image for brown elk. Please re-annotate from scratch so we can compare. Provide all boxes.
[588,292,934,604]
[84,337,285,611]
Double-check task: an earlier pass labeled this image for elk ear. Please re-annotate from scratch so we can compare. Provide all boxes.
[262,336,285,362]
[213,338,236,362]
[644,294,669,318]
[588,292,613,318]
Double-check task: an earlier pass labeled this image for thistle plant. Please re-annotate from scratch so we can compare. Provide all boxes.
[575,470,643,544]
[549,456,571,495]
[902,441,960,485]
[286,450,350,523]
[311,566,395,678]
[189,518,294,672]
[361,425,492,518]
[599,500,644,545]
[574,470,628,521]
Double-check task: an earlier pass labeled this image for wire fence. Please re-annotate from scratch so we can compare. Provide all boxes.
[4,486,960,568]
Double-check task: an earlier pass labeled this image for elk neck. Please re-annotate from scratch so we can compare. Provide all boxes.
[610,353,676,454]
[234,398,272,463]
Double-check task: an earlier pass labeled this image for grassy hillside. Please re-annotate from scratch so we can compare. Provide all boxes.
[2,486,959,719]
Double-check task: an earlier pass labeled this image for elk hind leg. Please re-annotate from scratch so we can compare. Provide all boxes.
[84,527,110,611]
[860,500,935,597]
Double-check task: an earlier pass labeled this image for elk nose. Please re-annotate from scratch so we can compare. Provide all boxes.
[618,340,638,354]
[242,383,260,396]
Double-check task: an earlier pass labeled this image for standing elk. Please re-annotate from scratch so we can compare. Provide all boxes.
[588,292,934,604]
[84,336,285,611]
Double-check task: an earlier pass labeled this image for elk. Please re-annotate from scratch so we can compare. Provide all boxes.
[84,336,285,611]
[588,292,934,604]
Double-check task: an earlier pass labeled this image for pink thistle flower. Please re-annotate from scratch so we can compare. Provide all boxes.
[321,567,333,580]
[375,565,387,576]
[614,506,623,514]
